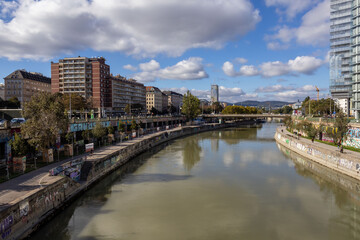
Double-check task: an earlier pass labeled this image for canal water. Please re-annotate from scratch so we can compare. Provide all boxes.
[31,123,360,240]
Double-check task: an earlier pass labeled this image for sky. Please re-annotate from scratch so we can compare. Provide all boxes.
[0,0,331,103]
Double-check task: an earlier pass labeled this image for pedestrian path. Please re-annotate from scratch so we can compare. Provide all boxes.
[0,127,181,211]
[279,126,360,159]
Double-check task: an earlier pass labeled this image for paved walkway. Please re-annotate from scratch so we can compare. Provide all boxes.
[0,127,181,211]
[278,126,360,159]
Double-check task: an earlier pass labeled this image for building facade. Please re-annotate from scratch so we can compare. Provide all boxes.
[0,83,4,100]
[163,91,183,112]
[51,57,112,111]
[111,75,146,114]
[353,0,360,119]
[4,70,51,106]
[146,86,163,113]
[211,85,219,104]
[330,0,353,115]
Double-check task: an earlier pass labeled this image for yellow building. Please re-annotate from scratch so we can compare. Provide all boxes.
[4,70,51,107]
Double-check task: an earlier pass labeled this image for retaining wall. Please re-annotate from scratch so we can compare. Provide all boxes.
[275,128,360,181]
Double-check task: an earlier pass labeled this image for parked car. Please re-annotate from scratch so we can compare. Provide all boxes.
[10,118,26,126]
[0,119,5,127]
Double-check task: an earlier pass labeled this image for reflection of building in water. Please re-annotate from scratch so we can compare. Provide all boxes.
[277,143,360,237]
[182,137,202,171]
[211,135,219,152]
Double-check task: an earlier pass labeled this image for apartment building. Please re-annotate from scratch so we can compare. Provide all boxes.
[161,92,168,112]
[51,57,112,110]
[4,70,51,106]
[111,75,146,114]
[163,91,183,111]
[0,83,4,100]
[330,0,352,115]
[146,86,163,113]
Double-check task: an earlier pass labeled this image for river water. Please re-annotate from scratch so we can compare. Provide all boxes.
[31,123,360,240]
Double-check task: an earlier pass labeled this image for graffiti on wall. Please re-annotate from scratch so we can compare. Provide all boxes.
[0,215,13,239]
[345,128,360,149]
[277,132,358,175]
[49,158,84,182]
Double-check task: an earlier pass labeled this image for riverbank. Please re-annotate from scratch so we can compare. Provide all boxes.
[0,121,252,239]
[275,126,360,181]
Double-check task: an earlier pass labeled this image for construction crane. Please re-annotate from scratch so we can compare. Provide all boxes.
[315,86,319,101]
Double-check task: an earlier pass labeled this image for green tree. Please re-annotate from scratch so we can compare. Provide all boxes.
[8,96,21,108]
[65,132,74,144]
[212,102,223,113]
[222,105,259,114]
[326,111,349,144]
[62,93,88,111]
[181,91,201,120]
[10,133,29,157]
[303,122,317,139]
[21,92,68,161]
[82,129,92,142]
[92,122,107,139]
[284,116,294,131]
[302,97,339,116]
[92,121,107,146]
[125,104,131,115]
[130,120,138,131]
[118,122,125,132]
[107,125,115,134]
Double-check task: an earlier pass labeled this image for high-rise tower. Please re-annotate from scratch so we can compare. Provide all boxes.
[352,0,360,119]
[330,0,352,116]
[211,85,219,104]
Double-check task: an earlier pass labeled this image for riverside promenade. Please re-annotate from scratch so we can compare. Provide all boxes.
[0,127,184,210]
[275,126,360,181]
[0,123,234,239]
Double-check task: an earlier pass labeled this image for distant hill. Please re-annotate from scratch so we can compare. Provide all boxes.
[232,100,292,108]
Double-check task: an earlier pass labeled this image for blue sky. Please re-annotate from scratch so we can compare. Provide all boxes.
[0,0,330,103]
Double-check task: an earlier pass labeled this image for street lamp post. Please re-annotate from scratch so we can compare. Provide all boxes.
[69,93,72,119]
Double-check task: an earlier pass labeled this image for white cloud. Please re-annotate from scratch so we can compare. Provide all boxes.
[222,62,259,77]
[123,64,137,71]
[139,60,160,72]
[266,42,289,50]
[0,0,261,60]
[133,57,209,83]
[288,56,323,74]
[266,0,329,49]
[223,55,324,78]
[296,0,330,46]
[239,65,259,76]
[262,84,328,102]
[260,61,290,77]
[162,86,248,103]
[222,61,237,77]
[235,57,248,64]
[255,84,293,93]
[265,0,318,19]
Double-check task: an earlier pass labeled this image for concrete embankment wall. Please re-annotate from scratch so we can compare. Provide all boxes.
[275,128,360,181]
[277,144,360,203]
[0,123,234,239]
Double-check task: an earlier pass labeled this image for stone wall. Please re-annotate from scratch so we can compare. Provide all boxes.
[275,128,360,181]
